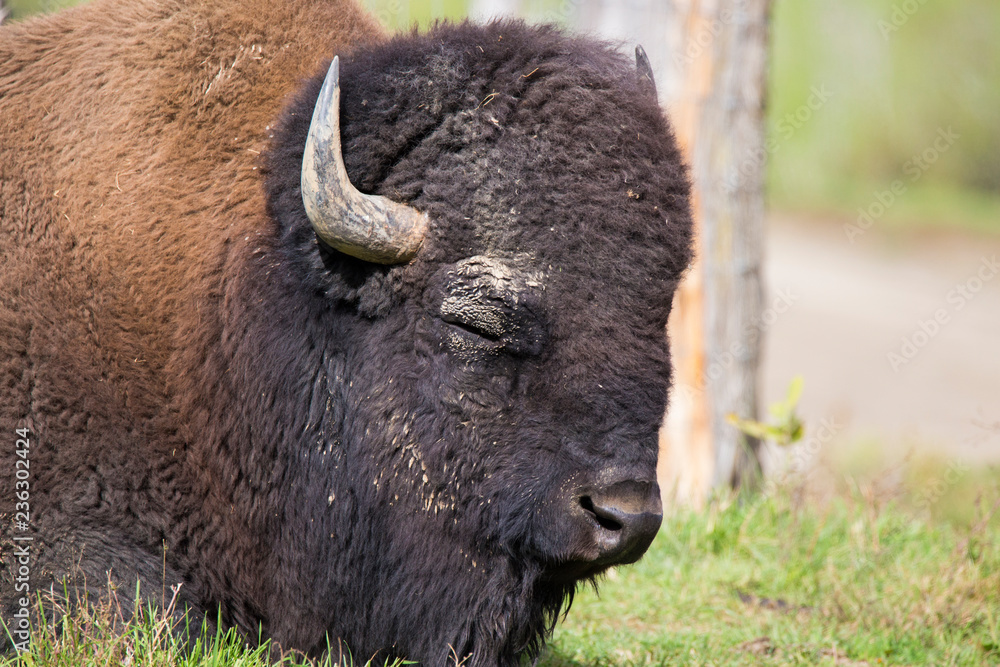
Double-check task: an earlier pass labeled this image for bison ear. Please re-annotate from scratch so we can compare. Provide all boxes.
[301,56,430,264]
[635,45,658,100]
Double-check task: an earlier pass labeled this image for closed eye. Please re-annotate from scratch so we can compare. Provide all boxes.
[441,312,504,342]
[437,256,547,358]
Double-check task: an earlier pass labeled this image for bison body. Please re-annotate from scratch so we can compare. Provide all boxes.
[0,0,692,663]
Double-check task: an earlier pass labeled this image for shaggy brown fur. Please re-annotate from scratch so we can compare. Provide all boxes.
[1,2,693,664]
[0,0,382,388]
[0,0,385,642]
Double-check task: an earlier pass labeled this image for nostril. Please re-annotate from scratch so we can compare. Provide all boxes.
[579,495,624,532]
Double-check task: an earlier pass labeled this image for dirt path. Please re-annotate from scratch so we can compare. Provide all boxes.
[761,213,1000,467]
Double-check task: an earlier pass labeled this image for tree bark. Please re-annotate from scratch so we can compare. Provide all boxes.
[693,0,769,491]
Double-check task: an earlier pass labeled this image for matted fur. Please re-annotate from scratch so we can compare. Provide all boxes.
[0,1,692,664]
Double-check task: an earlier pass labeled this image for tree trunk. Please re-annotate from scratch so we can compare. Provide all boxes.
[692,0,769,491]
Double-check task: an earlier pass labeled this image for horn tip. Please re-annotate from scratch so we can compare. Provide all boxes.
[634,45,658,99]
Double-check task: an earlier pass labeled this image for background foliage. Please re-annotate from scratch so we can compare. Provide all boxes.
[767,0,1000,230]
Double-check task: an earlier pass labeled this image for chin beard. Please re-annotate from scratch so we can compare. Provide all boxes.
[411,557,578,667]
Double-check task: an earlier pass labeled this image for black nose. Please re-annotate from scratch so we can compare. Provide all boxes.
[577,479,662,566]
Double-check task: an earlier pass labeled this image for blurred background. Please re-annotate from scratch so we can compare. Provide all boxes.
[6,0,999,507]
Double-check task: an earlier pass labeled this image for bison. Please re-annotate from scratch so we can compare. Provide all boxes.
[0,0,693,663]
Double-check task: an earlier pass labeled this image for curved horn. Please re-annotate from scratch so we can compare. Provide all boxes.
[635,45,658,100]
[301,57,429,264]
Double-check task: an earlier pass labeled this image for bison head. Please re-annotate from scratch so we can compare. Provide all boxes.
[238,19,691,667]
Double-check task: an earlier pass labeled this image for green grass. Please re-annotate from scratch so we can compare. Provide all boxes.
[5,467,998,666]
[1,584,407,667]
[539,476,1000,666]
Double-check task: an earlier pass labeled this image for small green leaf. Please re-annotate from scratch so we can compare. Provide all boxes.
[727,376,805,447]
